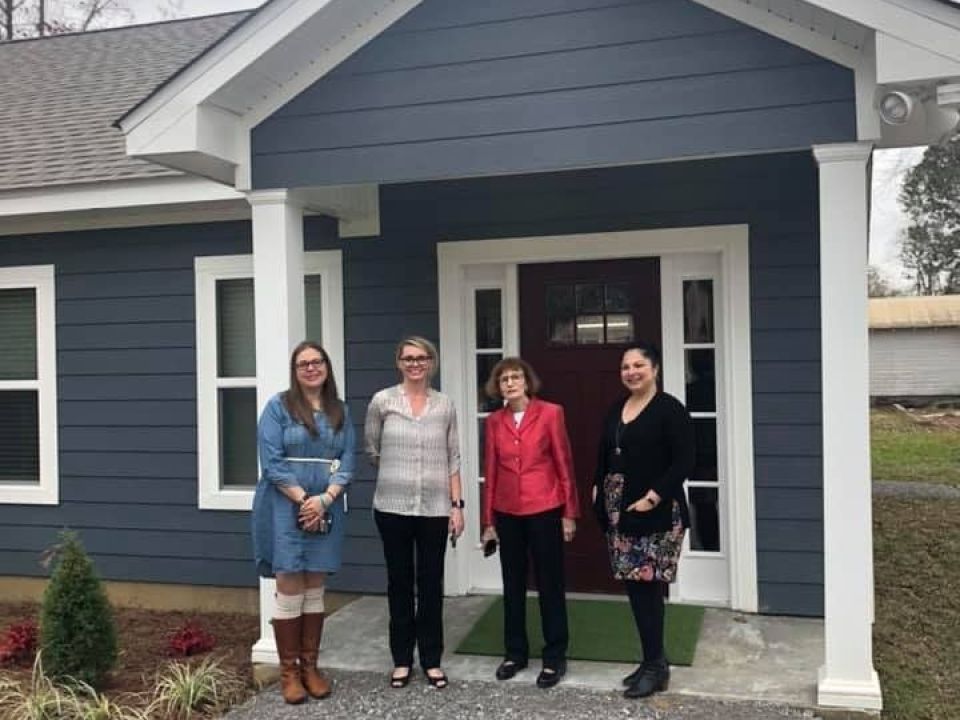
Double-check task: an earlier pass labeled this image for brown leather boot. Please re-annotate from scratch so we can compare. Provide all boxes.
[272,617,307,704]
[300,613,332,699]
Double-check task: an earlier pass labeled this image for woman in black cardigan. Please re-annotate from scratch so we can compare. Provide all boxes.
[592,343,695,699]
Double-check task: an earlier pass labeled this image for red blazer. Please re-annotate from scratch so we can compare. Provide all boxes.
[482,398,580,527]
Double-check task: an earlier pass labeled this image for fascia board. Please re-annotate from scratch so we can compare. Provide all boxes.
[875,32,960,83]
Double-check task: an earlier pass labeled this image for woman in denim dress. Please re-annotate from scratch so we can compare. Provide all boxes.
[252,341,355,704]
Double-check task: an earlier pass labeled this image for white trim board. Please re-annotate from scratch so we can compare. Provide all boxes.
[437,225,758,612]
[0,265,59,505]
[194,250,345,511]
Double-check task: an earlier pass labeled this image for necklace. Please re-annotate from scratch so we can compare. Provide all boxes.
[616,391,656,455]
[614,420,624,456]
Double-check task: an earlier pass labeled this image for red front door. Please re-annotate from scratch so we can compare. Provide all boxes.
[519,258,662,593]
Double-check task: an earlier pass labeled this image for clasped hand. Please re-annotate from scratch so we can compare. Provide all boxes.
[298,496,326,532]
[626,490,661,513]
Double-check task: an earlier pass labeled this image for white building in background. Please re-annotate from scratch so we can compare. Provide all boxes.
[870,296,960,401]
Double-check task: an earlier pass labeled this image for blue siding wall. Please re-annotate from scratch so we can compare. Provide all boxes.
[346,152,824,615]
[0,153,823,614]
[0,219,383,590]
[252,0,856,188]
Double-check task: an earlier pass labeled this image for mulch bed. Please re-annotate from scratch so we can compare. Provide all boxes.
[0,601,259,697]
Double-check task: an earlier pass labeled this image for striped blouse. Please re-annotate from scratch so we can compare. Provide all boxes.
[364,385,461,517]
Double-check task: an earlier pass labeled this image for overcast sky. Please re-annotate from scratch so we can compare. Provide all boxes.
[131,0,263,22]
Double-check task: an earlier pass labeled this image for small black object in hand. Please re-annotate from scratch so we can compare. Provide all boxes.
[483,538,498,558]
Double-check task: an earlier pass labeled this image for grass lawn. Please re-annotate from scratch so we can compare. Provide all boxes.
[871,408,960,486]
[874,496,960,720]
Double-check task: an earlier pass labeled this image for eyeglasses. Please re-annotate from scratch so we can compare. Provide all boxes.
[295,359,326,371]
[399,355,432,366]
[498,373,525,385]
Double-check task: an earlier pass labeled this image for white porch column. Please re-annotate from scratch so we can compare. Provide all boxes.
[812,143,882,711]
[247,189,306,664]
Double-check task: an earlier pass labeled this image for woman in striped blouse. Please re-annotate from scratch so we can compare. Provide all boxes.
[364,336,464,690]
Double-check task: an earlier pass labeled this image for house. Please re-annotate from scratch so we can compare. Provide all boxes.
[5,0,960,711]
[870,295,960,402]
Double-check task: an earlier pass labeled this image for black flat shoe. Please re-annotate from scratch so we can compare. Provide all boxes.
[389,667,412,689]
[536,661,566,689]
[425,669,448,689]
[495,659,527,680]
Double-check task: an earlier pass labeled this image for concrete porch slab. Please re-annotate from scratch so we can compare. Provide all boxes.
[313,594,823,708]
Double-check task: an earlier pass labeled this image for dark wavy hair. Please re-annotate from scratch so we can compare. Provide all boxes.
[621,342,662,370]
[283,341,345,436]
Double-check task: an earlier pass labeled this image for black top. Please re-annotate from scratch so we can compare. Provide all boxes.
[592,392,695,537]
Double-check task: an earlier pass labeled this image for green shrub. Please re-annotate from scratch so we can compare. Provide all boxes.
[39,531,117,688]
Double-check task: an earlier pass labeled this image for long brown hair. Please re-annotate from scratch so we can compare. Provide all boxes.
[283,341,344,436]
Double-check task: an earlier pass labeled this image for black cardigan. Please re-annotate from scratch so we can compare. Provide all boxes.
[592,392,695,536]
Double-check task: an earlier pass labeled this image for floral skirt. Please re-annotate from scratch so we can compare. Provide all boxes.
[603,473,686,583]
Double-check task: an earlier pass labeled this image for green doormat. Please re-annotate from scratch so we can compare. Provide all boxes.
[456,598,704,666]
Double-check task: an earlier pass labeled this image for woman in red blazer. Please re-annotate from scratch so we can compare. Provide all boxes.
[481,357,579,689]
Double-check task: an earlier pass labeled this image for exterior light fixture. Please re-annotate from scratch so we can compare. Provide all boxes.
[879,90,915,125]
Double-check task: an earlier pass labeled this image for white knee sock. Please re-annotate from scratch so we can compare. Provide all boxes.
[274,592,304,620]
[303,586,325,614]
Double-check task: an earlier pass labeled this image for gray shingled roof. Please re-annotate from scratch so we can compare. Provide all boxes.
[0,13,248,193]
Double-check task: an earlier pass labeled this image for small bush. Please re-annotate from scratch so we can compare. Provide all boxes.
[166,623,216,658]
[0,619,38,666]
[39,531,118,688]
[149,656,246,719]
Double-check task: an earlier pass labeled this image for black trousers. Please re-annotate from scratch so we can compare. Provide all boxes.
[374,510,449,670]
[495,507,568,668]
[625,579,666,662]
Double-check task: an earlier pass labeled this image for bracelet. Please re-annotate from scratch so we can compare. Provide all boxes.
[451,498,465,509]
[319,492,334,509]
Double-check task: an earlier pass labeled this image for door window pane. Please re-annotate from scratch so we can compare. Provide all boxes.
[305,275,323,344]
[683,279,714,344]
[688,486,720,551]
[606,314,635,344]
[478,418,487,478]
[605,283,631,312]
[220,388,258,487]
[685,349,716,412]
[0,288,37,380]
[576,315,604,344]
[576,284,604,313]
[0,391,39,484]
[549,316,575,345]
[217,279,255,378]
[692,418,718,482]
[475,289,503,349]
[546,285,575,314]
[477,354,503,412]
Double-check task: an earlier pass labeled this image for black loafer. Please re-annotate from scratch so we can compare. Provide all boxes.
[536,661,566,689]
[495,659,527,680]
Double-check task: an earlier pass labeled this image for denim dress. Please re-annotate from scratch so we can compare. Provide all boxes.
[252,393,355,578]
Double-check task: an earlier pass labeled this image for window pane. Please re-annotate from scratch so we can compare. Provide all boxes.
[605,283,631,312]
[692,418,718,482]
[576,314,604,345]
[688,486,720,551]
[478,417,487,478]
[576,284,604,313]
[546,285,575,315]
[220,388,258,487]
[305,275,323,345]
[0,391,39,484]
[475,289,502,349]
[477,354,503,412]
[549,316,575,345]
[606,313,635,344]
[217,279,255,378]
[683,279,715,344]
[0,288,37,380]
[685,349,716,412]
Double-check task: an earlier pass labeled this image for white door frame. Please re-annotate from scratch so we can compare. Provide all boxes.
[438,225,758,613]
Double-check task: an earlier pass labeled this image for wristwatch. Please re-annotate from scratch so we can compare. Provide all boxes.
[451,499,465,509]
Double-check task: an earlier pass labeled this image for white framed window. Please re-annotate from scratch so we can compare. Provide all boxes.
[0,265,59,505]
[195,252,343,510]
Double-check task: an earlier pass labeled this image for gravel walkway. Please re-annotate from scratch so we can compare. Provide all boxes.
[873,480,960,499]
[225,669,819,720]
